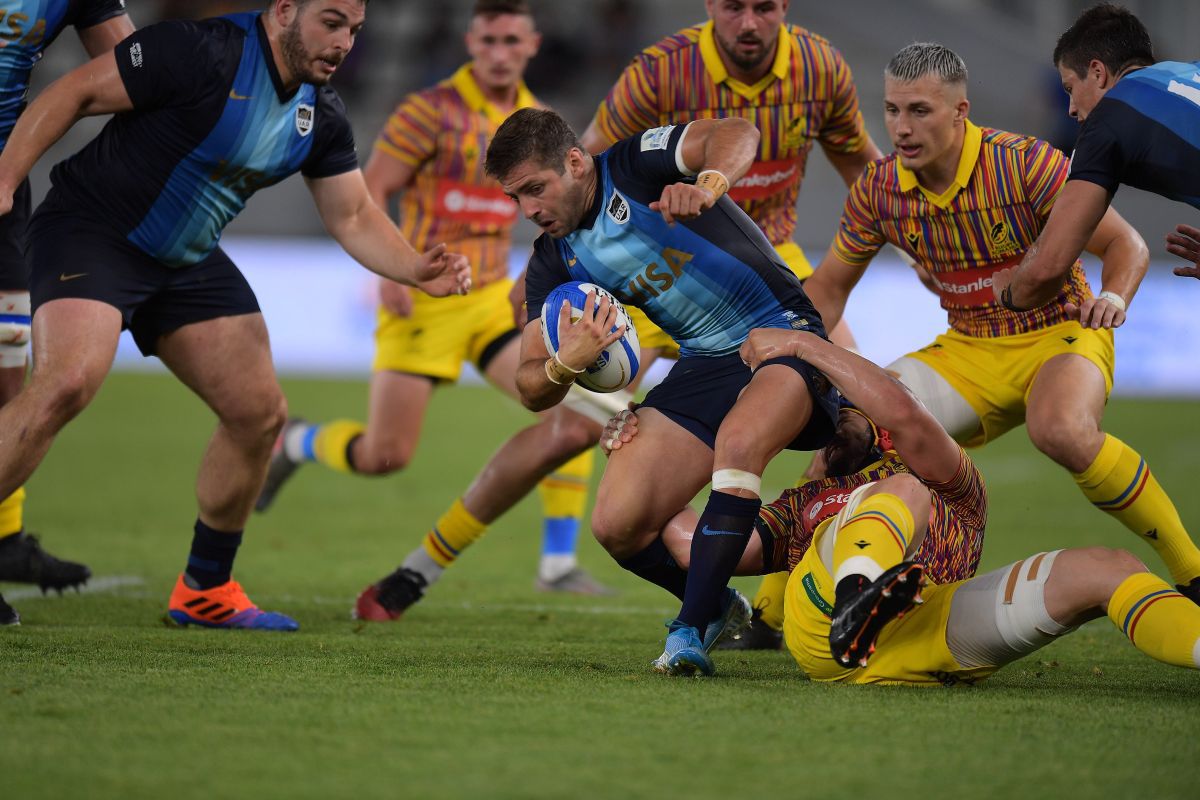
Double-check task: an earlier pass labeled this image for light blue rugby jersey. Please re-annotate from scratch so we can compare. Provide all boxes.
[0,0,127,150]
[525,124,824,358]
[1070,60,1200,210]
[46,12,358,267]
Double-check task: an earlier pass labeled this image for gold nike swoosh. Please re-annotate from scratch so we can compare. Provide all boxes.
[229,89,253,101]
[59,272,88,281]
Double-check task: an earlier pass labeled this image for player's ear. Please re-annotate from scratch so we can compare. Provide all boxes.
[567,148,587,178]
[1089,58,1109,87]
[955,97,970,123]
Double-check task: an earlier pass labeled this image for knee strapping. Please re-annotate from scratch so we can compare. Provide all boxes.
[0,291,31,368]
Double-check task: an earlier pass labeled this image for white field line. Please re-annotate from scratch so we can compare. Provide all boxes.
[4,575,671,617]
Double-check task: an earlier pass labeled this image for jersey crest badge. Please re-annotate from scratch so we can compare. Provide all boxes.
[295,104,314,137]
[989,220,1019,256]
[606,192,630,225]
[640,126,674,151]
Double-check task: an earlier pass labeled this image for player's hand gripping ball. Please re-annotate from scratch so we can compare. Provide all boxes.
[540,281,640,392]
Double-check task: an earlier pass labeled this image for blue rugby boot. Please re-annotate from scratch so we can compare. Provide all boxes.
[701,587,753,651]
[653,620,715,677]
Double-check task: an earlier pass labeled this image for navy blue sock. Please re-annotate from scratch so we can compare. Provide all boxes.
[617,536,688,600]
[677,490,761,629]
[184,519,244,590]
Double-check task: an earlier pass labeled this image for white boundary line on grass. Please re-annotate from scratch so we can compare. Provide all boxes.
[3,575,145,601]
[4,575,671,617]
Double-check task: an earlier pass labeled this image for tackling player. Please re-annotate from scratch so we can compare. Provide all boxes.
[0,0,133,627]
[740,326,1200,685]
[256,0,614,617]
[488,108,841,674]
[802,44,1200,604]
[0,0,470,630]
[995,4,1200,308]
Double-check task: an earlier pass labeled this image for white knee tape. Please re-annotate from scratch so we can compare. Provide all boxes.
[711,468,762,496]
[0,291,31,368]
[886,356,981,442]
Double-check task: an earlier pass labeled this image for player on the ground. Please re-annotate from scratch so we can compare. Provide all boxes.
[802,43,1200,604]
[995,4,1200,308]
[739,326,1200,685]
[489,108,841,675]
[562,0,886,646]
[255,0,614,615]
[0,0,133,627]
[0,0,470,630]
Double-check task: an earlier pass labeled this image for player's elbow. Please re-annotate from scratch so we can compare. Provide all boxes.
[724,116,760,146]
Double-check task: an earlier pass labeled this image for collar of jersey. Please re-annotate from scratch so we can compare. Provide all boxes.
[698,20,791,101]
[896,119,982,209]
[451,64,536,126]
[256,14,300,102]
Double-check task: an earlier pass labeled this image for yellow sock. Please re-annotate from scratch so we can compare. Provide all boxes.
[312,419,366,474]
[421,498,487,568]
[0,486,24,537]
[831,492,914,584]
[1075,434,1200,585]
[538,449,592,519]
[752,571,789,631]
[1107,572,1200,669]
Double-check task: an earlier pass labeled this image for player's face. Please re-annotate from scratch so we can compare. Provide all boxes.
[706,0,789,73]
[500,150,593,239]
[466,13,541,94]
[1057,61,1109,122]
[278,0,365,86]
[822,410,875,477]
[883,74,968,174]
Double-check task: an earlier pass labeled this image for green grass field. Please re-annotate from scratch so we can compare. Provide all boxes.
[2,373,1197,799]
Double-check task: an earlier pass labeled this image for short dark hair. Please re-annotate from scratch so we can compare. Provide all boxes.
[1053,3,1154,78]
[473,0,532,20]
[485,108,582,182]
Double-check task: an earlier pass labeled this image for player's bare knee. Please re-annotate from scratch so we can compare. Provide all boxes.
[353,440,414,475]
[1027,414,1096,472]
[714,425,769,475]
[220,386,287,444]
[1050,546,1145,610]
[863,472,928,507]
[36,369,96,426]
[590,506,640,557]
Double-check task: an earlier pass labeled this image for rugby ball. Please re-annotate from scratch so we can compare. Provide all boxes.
[540,281,640,393]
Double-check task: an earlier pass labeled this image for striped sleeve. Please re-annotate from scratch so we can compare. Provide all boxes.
[817,45,869,155]
[1023,138,1071,223]
[831,173,886,265]
[923,448,988,533]
[590,54,660,147]
[374,91,439,167]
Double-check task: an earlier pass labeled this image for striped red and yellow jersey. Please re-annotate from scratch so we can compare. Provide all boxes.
[374,64,538,287]
[760,449,986,584]
[589,20,869,277]
[833,121,1093,338]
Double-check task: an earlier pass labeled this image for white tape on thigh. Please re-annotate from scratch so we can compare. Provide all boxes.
[993,550,1074,649]
[886,356,981,442]
[711,468,762,496]
[0,291,31,368]
[562,384,632,427]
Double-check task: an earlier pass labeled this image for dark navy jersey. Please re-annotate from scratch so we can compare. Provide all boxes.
[525,124,823,358]
[0,0,127,149]
[1068,60,1200,210]
[48,12,358,267]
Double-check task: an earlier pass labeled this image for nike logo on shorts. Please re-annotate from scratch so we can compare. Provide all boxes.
[59,272,88,281]
[701,525,742,537]
[229,89,253,101]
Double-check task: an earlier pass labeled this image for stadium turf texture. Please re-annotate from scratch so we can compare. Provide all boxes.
[2,373,1196,799]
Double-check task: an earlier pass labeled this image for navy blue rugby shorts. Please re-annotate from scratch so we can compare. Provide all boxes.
[640,350,839,451]
[0,179,32,290]
[28,191,260,356]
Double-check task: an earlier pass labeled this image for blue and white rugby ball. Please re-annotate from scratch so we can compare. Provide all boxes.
[540,281,640,393]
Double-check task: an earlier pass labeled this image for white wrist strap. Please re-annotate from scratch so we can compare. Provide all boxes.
[1097,290,1127,312]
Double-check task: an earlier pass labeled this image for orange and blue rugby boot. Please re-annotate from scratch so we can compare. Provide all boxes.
[168,574,298,631]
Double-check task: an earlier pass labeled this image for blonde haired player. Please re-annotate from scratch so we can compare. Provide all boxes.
[803,43,1200,606]
[257,0,617,618]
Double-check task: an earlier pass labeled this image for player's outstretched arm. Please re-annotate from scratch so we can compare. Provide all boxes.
[307,170,471,297]
[1165,224,1200,281]
[802,248,869,333]
[515,292,625,411]
[822,136,883,189]
[993,180,1111,311]
[740,329,961,483]
[1068,205,1149,329]
[650,117,759,225]
[362,145,421,317]
[0,51,132,215]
